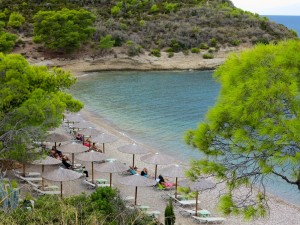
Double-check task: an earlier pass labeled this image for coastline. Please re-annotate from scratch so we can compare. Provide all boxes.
[23,45,300,224]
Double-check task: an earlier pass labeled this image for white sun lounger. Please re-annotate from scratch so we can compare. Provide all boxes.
[176,199,197,207]
[13,169,41,177]
[32,187,61,195]
[179,208,210,217]
[14,173,42,182]
[192,216,226,224]
[82,179,111,189]
[26,180,59,191]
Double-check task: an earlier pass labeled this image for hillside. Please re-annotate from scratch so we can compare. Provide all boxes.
[0,0,298,69]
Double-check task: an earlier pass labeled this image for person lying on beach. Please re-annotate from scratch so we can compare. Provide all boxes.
[141,168,152,178]
[90,142,102,152]
[83,138,91,147]
[74,132,83,141]
[129,166,139,175]
[158,175,176,188]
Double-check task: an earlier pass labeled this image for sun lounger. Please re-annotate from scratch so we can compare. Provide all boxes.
[13,169,41,177]
[26,180,59,191]
[82,179,112,189]
[146,210,161,218]
[192,216,226,224]
[179,208,210,217]
[14,172,42,182]
[176,199,197,207]
[32,187,61,195]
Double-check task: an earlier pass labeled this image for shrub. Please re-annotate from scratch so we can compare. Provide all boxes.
[128,44,142,56]
[151,48,161,57]
[0,31,17,53]
[98,34,115,49]
[7,12,25,28]
[191,47,200,53]
[111,6,121,16]
[203,53,214,59]
[168,52,174,58]
[165,199,175,225]
[150,4,159,13]
[33,8,96,52]
[209,38,218,47]
[199,43,209,49]
[208,47,216,53]
[230,39,241,46]
[183,49,189,55]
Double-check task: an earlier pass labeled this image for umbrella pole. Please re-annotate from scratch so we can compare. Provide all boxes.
[110,173,112,187]
[134,186,138,205]
[61,181,63,198]
[175,177,178,199]
[195,191,199,216]
[23,163,26,177]
[133,154,135,167]
[72,153,75,168]
[55,142,57,149]
[154,164,158,180]
[92,161,94,183]
[102,143,105,153]
[42,165,45,190]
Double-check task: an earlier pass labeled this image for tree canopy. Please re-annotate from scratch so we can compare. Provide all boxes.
[185,40,300,219]
[0,53,83,162]
[33,8,96,52]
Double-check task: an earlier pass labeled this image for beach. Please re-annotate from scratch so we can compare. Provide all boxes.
[13,48,300,225]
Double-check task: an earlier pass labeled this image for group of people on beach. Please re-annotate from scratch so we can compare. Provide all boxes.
[129,166,176,188]
[74,131,103,152]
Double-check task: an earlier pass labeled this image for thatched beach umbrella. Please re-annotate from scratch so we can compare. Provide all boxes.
[118,143,149,167]
[180,179,215,216]
[42,167,82,198]
[45,132,71,148]
[118,175,156,205]
[59,142,88,167]
[95,160,127,187]
[32,156,62,190]
[90,133,117,153]
[161,164,187,198]
[75,151,108,183]
[140,153,175,179]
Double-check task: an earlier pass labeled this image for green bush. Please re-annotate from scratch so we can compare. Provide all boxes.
[199,43,209,49]
[208,47,216,53]
[7,12,25,28]
[0,31,17,53]
[209,38,218,47]
[168,52,174,58]
[203,53,214,59]
[111,6,121,16]
[150,4,159,13]
[230,39,241,46]
[128,44,142,56]
[183,49,189,55]
[191,47,200,53]
[98,34,115,49]
[151,48,161,57]
[33,8,96,52]
[165,199,175,225]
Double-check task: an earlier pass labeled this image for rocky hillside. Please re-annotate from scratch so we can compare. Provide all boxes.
[0,0,297,59]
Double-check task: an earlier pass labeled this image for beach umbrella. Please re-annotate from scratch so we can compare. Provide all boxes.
[140,152,175,179]
[180,179,215,216]
[90,133,117,153]
[45,132,71,148]
[59,142,89,167]
[75,151,108,183]
[118,175,156,205]
[31,156,61,189]
[64,113,82,124]
[95,160,128,187]
[42,167,82,198]
[72,120,95,129]
[117,143,149,167]
[161,164,187,198]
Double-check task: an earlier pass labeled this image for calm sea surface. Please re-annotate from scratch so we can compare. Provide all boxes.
[266,15,300,36]
[69,70,300,206]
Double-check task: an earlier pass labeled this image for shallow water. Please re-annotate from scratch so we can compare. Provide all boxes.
[69,70,300,206]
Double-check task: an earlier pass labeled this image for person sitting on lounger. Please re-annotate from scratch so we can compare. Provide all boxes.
[129,166,138,175]
[90,142,102,152]
[158,175,176,188]
[141,168,152,178]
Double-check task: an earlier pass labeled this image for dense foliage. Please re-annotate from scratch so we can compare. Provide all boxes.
[33,8,96,52]
[0,53,83,162]
[0,0,297,54]
[185,40,300,219]
[0,188,157,224]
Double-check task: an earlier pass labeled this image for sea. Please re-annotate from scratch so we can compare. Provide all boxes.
[69,16,300,206]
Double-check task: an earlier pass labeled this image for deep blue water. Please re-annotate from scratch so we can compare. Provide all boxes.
[69,71,300,206]
[266,15,300,36]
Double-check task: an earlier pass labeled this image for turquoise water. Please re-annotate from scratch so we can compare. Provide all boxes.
[69,71,300,206]
[266,15,300,36]
[69,71,218,161]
